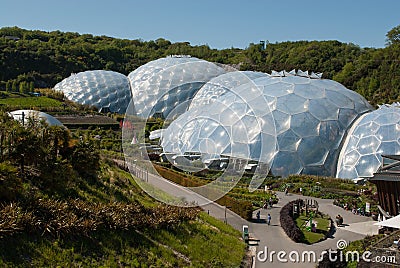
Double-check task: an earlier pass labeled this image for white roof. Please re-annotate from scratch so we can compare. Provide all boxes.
[374,214,400,229]
[9,110,63,126]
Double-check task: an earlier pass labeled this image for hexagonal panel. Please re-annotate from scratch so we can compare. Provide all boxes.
[336,105,400,179]
[161,73,372,178]
[357,136,381,155]
[291,112,320,137]
[54,70,131,114]
[276,93,308,114]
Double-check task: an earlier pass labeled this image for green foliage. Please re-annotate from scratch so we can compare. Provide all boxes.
[0,109,246,267]
[0,96,62,109]
[295,212,331,244]
[386,25,400,46]
[71,139,100,177]
[1,26,400,107]
[0,213,245,268]
[0,162,22,201]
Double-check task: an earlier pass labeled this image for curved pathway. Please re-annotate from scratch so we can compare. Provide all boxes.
[251,192,378,267]
[116,160,378,267]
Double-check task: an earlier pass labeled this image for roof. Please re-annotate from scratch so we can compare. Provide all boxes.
[374,214,400,228]
[370,155,400,182]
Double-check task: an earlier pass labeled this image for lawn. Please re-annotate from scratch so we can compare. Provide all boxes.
[0,96,62,108]
[295,212,331,244]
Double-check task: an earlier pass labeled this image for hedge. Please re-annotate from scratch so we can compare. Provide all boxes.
[280,199,304,243]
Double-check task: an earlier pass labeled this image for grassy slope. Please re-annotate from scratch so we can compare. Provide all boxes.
[0,95,62,108]
[0,161,246,267]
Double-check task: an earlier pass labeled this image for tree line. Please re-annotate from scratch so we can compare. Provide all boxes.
[0,26,399,106]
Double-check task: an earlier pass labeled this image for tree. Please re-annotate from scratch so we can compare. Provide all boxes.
[29,81,34,92]
[19,81,25,93]
[71,140,100,177]
[386,25,400,46]
[5,81,10,92]
[11,81,17,92]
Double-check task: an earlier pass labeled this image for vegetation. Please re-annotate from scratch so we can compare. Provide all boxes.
[154,164,280,220]
[267,174,379,214]
[294,212,331,244]
[0,95,62,109]
[0,109,246,267]
[1,26,400,106]
[280,200,304,243]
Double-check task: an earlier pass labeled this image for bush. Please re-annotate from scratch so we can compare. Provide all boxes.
[0,162,23,201]
[280,199,304,243]
[154,165,253,220]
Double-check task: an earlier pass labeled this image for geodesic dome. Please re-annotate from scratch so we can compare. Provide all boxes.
[54,70,131,114]
[189,71,268,110]
[336,104,400,179]
[161,79,277,170]
[127,56,225,118]
[9,110,63,126]
[161,73,373,177]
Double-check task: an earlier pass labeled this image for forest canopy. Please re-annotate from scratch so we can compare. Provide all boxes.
[0,26,399,106]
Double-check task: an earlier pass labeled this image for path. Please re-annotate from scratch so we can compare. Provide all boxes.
[251,192,378,267]
[116,160,378,267]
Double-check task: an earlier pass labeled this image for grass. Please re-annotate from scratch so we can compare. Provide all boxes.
[0,159,247,267]
[0,96,62,108]
[295,212,331,244]
[145,212,246,267]
[0,213,246,267]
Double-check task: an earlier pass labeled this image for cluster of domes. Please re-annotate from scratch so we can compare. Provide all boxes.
[162,73,373,177]
[127,56,225,118]
[54,56,400,180]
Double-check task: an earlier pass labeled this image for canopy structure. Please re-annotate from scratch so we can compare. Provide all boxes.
[374,214,400,229]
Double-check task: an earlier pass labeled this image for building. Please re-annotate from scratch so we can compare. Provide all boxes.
[370,155,400,217]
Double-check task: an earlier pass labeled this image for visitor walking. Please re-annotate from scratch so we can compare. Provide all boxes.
[267,213,271,225]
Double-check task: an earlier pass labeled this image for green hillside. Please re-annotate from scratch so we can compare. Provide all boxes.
[0,26,399,106]
[0,95,62,109]
[0,111,246,267]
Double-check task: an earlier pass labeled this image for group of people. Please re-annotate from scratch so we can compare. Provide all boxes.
[256,210,271,225]
[263,197,276,209]
[338,202,367,216]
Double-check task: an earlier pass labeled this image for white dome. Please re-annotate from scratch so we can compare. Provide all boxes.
[127,56,225,118]
[162,74,373,177]
[337,104,400,179]
[54,70,131,114]
[9,110,63,126]
[189,71,268,110]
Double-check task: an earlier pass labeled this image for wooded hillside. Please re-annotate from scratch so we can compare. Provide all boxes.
[1,26,399,106]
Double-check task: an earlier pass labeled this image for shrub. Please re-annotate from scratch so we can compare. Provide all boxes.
[0,162,23,201]
[280,199,304,243]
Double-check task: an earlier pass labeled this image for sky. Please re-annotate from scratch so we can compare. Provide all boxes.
[1,0,399,49]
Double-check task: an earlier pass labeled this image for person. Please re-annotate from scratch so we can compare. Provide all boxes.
[256,211,260,221]
[299,187,302,195]
[267,213,271,225]
[284,187,288,195]
[336,214,343,226]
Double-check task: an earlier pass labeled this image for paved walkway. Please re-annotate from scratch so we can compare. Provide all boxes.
[118,160,378,268]
[251,192,379,267]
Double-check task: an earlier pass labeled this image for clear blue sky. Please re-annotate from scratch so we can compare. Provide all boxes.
[1,0,399,49]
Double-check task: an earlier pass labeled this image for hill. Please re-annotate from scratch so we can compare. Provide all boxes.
[0,26,400,106]
[0,111,247,267]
